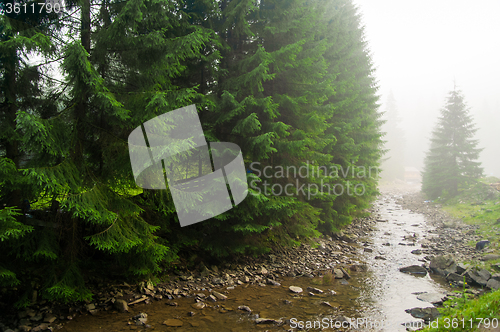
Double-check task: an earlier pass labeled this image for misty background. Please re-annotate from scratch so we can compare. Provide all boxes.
[353,0,500,178]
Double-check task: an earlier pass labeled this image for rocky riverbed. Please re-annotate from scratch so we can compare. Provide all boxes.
[1,184,499,332]
[0,208,378,332]
[400,191,500,289]
[400,192,482,263]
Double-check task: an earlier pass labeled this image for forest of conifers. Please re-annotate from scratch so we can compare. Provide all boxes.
[0,0,383,305]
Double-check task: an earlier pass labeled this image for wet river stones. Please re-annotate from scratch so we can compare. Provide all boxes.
[399,265,428,275]
[163,319,183,327]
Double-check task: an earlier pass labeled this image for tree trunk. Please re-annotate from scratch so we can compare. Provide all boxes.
[4,51,21,208]
[73,0,91,165]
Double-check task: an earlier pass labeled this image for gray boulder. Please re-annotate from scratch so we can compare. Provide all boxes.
[405,307,440,322]
[456,263,470,275]
[463,269,488,287]
[429,254,456,276]
[491,273,500,281]
[289,286,303,293]
[482,254,500,261]
[399,265,427,275]
[477,269,491,281]
[333,268,344,279]
[446,272,463,283]
[114,299,129,313]
[486,278,500,290]
[416,293,448,305]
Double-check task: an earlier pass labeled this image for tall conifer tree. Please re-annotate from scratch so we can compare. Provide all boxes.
[422,88,483,199]
[0,0,60,299]
[380,92,405,180]
[1,0,384,306]
[316,0,382,232]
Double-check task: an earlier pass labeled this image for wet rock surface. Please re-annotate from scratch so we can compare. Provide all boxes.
[400,192,483,264]
[416,292,448,305]
[405,307,441,322]
[401,191,500,290]
[400,265,428,275]
[288,286,303,293]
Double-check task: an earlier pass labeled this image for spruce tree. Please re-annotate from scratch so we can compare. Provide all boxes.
[380,92,405,180]
[198,0,382,248]
[316,0,382,233]
[194,0,325,254]
[0,0,59,298]
[422,88,483,199]
[1,0,385,307]
[1,0,217,304]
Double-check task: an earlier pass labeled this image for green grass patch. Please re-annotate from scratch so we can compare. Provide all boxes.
[420,288,500,331]
[437,178,500,261]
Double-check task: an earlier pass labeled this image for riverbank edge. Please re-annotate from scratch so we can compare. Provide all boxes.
[400,191,500,286]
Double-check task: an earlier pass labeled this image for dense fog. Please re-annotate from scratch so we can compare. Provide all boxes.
[354,0,500,178]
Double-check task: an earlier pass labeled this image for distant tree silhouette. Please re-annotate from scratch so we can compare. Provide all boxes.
[422,88,483,199]
[380,92,405,180]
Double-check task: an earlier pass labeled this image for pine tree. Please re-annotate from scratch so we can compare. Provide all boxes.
[422,88,483,199]
[315,0,383,233]
[193,0,325,254]
[380,92,405,180]
[1,0,217,304]
[0,0,59,299]
[1,0,385,307]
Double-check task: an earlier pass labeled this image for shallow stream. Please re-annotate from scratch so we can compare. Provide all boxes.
[355,192,451,331]
[59,191,452,331]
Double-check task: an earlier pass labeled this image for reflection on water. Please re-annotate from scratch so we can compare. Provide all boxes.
[60,193,451,331]
[61,275,367,331]
[356,193,451,331]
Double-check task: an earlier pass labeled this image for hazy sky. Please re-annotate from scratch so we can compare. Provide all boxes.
[352,0,500,176]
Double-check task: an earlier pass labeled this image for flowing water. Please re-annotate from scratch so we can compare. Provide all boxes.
[354,191,450,331]
[59,190,452,331]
